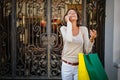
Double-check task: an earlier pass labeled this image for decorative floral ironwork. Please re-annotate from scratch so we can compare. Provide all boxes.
[0,0,12,78]
[87,0,105,65]
[0,0,106,79]
[87,0,97,29]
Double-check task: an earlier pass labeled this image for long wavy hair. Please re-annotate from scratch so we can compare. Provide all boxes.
[62,8,82,27]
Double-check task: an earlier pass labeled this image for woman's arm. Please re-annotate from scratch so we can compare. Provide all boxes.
[83,27,94,54]
[60,21,73,42]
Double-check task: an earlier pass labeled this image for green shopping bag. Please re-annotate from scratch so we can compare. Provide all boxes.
[84,53,108,80]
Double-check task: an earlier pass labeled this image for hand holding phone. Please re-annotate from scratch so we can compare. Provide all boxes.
[65,15,70,22]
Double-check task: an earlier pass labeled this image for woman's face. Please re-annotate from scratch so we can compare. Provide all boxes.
[67,10,78,21]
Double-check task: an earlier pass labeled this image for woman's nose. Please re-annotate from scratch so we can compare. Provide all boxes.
[70,13,74,16]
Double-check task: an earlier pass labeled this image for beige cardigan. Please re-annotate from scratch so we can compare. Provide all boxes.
[60,21,94,63]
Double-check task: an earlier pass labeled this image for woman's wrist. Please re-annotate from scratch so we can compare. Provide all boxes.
[90,37,94,42]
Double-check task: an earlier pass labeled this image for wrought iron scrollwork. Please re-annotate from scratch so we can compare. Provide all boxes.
[0,24,9,76]
[86,0,105,65]
[24,45,47,76]
[0,0,12,78]
[0,0,106,79]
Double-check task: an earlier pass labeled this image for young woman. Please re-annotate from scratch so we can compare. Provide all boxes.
[60,8,97,80]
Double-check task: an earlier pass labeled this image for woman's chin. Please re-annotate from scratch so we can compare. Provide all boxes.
[70,19,77,22]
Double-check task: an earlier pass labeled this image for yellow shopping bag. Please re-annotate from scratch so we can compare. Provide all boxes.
[78,53,90,80]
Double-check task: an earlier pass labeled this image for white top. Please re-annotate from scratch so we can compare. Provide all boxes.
[60,21,94,63]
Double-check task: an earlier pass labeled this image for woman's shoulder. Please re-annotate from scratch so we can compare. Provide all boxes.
[60,25,66,28]
[60,26,66,29]
[60,26,66,31]
[80,26,88,32]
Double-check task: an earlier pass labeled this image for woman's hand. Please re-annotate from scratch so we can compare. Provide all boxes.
[65,15,70,22]
[90,29,97,42]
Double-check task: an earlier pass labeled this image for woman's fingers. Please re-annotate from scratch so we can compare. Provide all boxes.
[90,29,97,38]
[65,15,70,22]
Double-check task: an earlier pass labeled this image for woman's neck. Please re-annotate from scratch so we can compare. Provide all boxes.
[71,21,79,36]
[71,21,78,29]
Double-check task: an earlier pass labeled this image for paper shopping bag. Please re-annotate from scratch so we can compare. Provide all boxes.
[84,53,108,80]
[78,53,90,80]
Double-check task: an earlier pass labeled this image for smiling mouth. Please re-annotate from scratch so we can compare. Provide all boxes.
[70,16,76,18]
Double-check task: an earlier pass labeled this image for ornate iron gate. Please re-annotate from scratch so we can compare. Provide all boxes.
[0,0,105,79]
